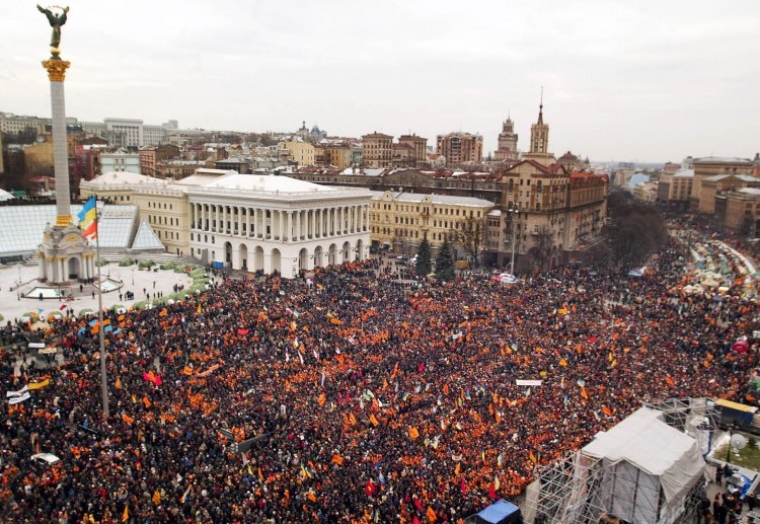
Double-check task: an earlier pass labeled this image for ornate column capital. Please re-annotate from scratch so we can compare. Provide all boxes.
[41,59,71,82]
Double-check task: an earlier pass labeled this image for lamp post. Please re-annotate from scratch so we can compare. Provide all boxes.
[131,267,135,286]
[508,205,519,276]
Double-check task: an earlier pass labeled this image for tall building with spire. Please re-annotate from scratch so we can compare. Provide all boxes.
[523,92,555,166]
[493,115,519,162]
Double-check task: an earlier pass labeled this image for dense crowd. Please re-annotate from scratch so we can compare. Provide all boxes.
[0,234,758,523]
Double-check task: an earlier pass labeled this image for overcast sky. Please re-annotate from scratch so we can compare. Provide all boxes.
[2,1,758,163]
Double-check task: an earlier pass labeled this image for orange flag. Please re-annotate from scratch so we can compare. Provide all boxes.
[529,451,538,464]
[426,507,437,522]
[665,376,675,388]
[580,387,588,400]
[369,414,380,427]
[317,393,326,406]
[332,454,344,466]
[143,396,151,409]
[307,491,317,502]
[152,490,161,506]
[602,405,613,417]
[122,413,135,425]
[159,308,168,317]
[114,377,122,390]
[409,427,420,439]
[349,412,358,426]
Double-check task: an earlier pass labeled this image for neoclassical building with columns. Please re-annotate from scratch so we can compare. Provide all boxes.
[185,173,371,277]
[80,169,371,278]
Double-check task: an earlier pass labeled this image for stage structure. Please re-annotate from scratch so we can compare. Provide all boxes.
[523,401,710,524]
[36,5,96,284]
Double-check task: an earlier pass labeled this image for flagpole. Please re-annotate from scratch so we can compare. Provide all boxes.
[95,200,109,419]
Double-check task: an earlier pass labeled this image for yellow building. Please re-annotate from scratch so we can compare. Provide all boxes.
[657,168,693,205]
[369,190,494,255]
[691,156,754,211]
[24,140,54,176]
[362,132,393,168]
[397,134,428,166]
[280,141,316,166]
[699,174,760,214]
[322,145,352,169]
[716,188,760,232]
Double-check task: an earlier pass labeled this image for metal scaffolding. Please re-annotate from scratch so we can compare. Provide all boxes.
[523,398,712,524]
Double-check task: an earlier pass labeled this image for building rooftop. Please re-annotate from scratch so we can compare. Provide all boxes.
[704,174,758,183]
[85,171,166,187]
[370,191,494,208]
[673,168,694,178]
[693,156,753,164]
[205,173,338,194]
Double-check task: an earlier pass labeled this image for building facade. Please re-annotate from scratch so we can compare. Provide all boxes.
[187,174,371,275]
[139,144,180,177]
[80,170,371,276]
[700,174,760,214]
[397,134,428,166]
[657,168,693,206]
[493,117,518,162]
[100,151,141,174]
[716,188,760,232]
[487,101,607,270]
[436,132,483,166]
[280,141,316,166]
[362,132,393,168]
[369,191,494,256]
[691,156,755,211]
[0,113,45,135]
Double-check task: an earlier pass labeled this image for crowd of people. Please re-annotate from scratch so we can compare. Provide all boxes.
[0,231,758,523]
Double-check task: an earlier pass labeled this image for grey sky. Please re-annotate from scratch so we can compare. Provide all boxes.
[2,0,758,162]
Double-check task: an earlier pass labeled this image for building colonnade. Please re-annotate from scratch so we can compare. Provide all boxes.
[189,202,369,241]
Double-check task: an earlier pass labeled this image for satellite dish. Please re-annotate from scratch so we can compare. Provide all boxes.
[731,434,748,450]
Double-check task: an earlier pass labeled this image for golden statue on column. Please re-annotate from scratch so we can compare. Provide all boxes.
[37,4,70,59]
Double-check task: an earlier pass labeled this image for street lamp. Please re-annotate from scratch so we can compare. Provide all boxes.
[508,204,520,276]
[131,267,135,286]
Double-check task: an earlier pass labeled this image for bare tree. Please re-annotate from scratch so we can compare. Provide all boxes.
[451,216,484,268]
[526,227,553,274]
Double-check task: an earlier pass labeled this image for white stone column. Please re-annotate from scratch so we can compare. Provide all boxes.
[44,60,72,226]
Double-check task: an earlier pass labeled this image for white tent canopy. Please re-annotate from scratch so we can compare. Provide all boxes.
[583,407,705,523]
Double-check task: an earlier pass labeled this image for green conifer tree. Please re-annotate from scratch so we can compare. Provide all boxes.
[435,235,456,282]
[416,233,432,276]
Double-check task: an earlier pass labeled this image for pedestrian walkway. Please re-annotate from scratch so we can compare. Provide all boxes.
[0,260,197,323]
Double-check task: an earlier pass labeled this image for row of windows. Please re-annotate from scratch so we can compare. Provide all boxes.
[149,215,179,226]
[157,230,179,241]
[371,202,481,218]
[149,202,174,210]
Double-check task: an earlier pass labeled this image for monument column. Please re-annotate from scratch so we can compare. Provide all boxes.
[43,58,72,227]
